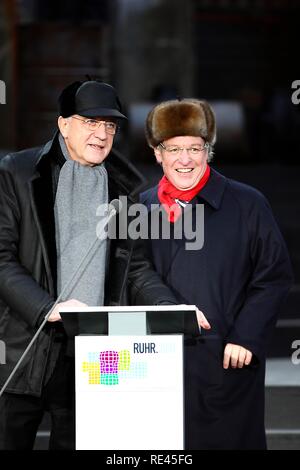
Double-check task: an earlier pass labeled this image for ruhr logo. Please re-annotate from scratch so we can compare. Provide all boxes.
[82,349,148,385]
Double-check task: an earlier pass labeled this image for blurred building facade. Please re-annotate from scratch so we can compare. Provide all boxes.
[0,0,299,159]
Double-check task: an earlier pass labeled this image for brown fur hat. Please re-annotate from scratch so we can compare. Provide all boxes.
[145,98,216,148]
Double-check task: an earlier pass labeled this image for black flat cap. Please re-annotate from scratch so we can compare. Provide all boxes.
[58,80,127,120]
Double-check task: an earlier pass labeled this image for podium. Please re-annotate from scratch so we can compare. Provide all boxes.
[59,305,200,450]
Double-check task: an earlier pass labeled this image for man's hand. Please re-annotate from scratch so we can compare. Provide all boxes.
[173,305,211,330]
[223,343,253,369]
[196,308,211,330]
[47,299,88,322]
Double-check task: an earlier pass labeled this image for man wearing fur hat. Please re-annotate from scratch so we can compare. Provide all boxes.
[0,80,196,450]
[141,98,293,449]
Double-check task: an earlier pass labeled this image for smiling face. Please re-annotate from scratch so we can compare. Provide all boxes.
[154,135,209,190]
[58,115,115,166]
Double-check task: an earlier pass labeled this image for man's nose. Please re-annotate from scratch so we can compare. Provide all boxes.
[94,122,108,139]
[178,149,191,164]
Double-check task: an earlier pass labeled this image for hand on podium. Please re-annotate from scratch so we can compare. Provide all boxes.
[47,299,88,322]
[176,305,211,331]
[195,308,211,330]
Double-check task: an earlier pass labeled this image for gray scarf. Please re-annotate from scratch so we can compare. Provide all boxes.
[54,134,108,305]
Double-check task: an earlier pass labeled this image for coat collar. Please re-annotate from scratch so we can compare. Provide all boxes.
[194,167,227,209]
[34,133,58,172]
[146,167,227,210]
[33,131,147,201]
[105,148,148,201]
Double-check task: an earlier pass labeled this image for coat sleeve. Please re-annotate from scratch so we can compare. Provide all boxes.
[226,193,294,362]
[0,157,54,328]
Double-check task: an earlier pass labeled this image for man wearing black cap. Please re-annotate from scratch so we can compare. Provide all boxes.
[0,80,185,450]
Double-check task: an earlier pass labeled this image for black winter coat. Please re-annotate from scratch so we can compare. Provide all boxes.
[141,168,293,450]
[0,134,176,396]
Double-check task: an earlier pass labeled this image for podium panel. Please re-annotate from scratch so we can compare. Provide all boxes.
[75,335,184,450]
[60,305,200,337]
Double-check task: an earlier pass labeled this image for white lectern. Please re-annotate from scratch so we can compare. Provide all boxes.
[60,305,199,450]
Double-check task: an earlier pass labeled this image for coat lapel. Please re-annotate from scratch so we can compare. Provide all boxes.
[28,139,58,295]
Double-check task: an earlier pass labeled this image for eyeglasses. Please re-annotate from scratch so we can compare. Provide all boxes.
[72,116,118,134]
[159,142,209,156]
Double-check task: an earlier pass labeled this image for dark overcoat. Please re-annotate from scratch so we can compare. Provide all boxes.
[0,133,176,396]
[141,167,293,450]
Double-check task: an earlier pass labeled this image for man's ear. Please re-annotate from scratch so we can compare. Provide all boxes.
[57,116,69,138]
[154,147,162,165]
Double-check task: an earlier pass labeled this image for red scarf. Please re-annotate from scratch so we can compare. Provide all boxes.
[157,165,211,222]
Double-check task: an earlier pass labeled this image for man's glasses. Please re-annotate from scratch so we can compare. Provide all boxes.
[72,116,118,135]
[159,142,209,156]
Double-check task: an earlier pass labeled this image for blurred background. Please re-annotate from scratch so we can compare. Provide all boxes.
[0,0,300,449]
